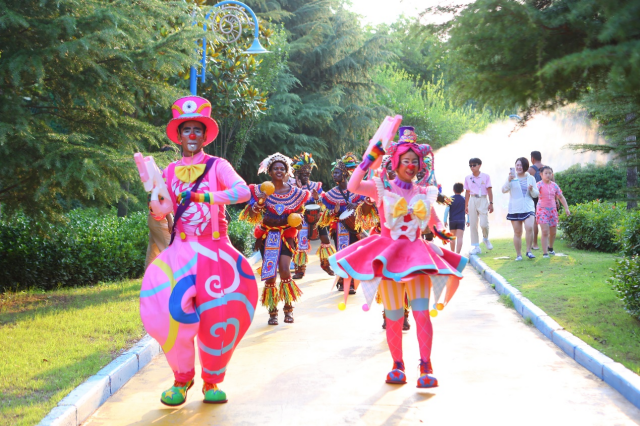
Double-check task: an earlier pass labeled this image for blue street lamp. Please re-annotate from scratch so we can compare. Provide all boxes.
[190,0,269,95]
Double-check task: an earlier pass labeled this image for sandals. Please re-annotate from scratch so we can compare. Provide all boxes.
[268,309,278,326]
[283,305,294,323]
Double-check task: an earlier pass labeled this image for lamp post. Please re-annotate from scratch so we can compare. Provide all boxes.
[190,1,269,96]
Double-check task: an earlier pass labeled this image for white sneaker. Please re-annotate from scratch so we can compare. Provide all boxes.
[515,255,522,261]
[483,238,493,250]
[470,246,481,255]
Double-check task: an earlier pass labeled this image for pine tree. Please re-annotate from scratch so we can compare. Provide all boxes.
[0,0,201,220]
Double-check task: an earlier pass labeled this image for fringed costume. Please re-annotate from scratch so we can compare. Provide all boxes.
[239,153,310,325]
[319,153,379,293]
[290,152,329,279]
[329,125,467,389]
[139,96,258,405]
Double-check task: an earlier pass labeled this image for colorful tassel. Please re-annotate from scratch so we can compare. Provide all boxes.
[355,203,380,231]
[432,226,455,242]
[317,243,336,261]
[279,278,302,304]
[292,251,308,267]
[238,204,262,225]
[260,283,279,310]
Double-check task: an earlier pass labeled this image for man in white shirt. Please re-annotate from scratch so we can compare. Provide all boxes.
[464,157,494,254]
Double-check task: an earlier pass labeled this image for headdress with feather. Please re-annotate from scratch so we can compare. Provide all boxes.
[258,152,294,177]
[291,152,317,173]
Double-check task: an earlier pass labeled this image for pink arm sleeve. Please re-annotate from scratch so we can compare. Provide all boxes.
[428,206,444,231]
[210,159,250,205]
[347,167,379,201]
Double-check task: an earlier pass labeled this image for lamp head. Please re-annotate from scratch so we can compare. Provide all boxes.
[244,38,270,55]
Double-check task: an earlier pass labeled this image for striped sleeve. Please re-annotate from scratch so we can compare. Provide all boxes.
[211,159,250,205]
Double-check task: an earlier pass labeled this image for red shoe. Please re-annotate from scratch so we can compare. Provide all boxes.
[417,360,438,388]
[385,361,407,384]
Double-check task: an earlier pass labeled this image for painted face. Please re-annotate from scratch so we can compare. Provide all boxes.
[385,162,397,180]
[515,160,524,174]
[542,168,553,182]
[179,120,206,155]
[269,161,287,183]
[298,169,311,185]
[332,167,344,183]
[416,168,426,181]
[396,150,420,182]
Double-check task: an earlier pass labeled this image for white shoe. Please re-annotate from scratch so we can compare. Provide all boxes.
[515,255,522,261]
[469,246,481,255]
[483,238,493,250]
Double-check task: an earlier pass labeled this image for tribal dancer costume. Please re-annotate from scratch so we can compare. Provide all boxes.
[329,126,467,388]
[140,96,258,406]
[239,153,310,325]
[318,153,379,293]
[290,152,330,279]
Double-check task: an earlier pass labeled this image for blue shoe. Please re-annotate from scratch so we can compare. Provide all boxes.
[417,360,438,388]
[385,361,407,384]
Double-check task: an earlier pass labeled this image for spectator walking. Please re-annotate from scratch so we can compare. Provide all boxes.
[528,151,544,250]
[444,182,468,254]
[503,157,539,261]
[536,166,571,258]
[465,158,494,255]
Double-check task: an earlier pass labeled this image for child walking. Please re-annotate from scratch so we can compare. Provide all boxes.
[444,182,469,254]
[536,166,570,258]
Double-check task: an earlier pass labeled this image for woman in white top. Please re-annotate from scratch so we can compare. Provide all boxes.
[502,157,540,260]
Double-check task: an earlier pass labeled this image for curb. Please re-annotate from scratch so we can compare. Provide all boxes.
[38,251,263,426]
[470,254,640,410]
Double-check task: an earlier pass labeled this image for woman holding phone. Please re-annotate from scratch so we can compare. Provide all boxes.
[502,157,539,260]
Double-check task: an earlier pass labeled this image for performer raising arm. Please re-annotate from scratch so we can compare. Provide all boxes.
[329,125,467,389]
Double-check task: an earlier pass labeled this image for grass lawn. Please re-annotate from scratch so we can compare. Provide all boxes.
[0,279,145,426]
[478,238,640,374]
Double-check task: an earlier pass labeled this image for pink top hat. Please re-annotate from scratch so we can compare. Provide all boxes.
[166,96,219,146]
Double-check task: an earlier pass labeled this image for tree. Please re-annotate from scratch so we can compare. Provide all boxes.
[421,0,640,204]
[0,0,201,220]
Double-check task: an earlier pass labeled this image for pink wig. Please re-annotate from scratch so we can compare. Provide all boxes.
[388,143,432,172]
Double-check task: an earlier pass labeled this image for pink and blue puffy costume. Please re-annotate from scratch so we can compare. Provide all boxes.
[140,96,258,396]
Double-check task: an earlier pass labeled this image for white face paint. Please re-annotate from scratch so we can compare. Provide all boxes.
[187,142,198,152]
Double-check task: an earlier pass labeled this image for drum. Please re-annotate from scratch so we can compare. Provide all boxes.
[304,204,322,225]
[339,209,357,231]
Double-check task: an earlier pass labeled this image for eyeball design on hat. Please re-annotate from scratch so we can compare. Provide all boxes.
[182,99,198,113]
[166,95,219,145]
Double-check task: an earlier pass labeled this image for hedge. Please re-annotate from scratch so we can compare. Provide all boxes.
[558,200,626,252]
[0,209,148,292]
[554,162,625,206]
[1,207,255,292]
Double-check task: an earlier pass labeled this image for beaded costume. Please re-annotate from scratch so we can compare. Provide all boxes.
[239,153,310,324]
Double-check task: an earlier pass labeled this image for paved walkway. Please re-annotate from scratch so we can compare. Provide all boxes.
[86,241,640,425]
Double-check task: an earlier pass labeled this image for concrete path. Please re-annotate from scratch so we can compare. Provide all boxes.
[86,242,640,426]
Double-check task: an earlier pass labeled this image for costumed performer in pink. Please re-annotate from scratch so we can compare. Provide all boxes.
[138,96,258,406]
[329,123,468,388]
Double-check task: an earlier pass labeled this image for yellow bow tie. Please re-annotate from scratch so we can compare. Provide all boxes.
[392,198,428,220]
[175,164,206,183]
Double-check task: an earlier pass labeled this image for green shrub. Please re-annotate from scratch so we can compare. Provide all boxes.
[609,256,640,320]
[558,200,626,252]
[0,207,257,292]
[0,209,148,292]
[555,163,625,206]
[612,208,640,257]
